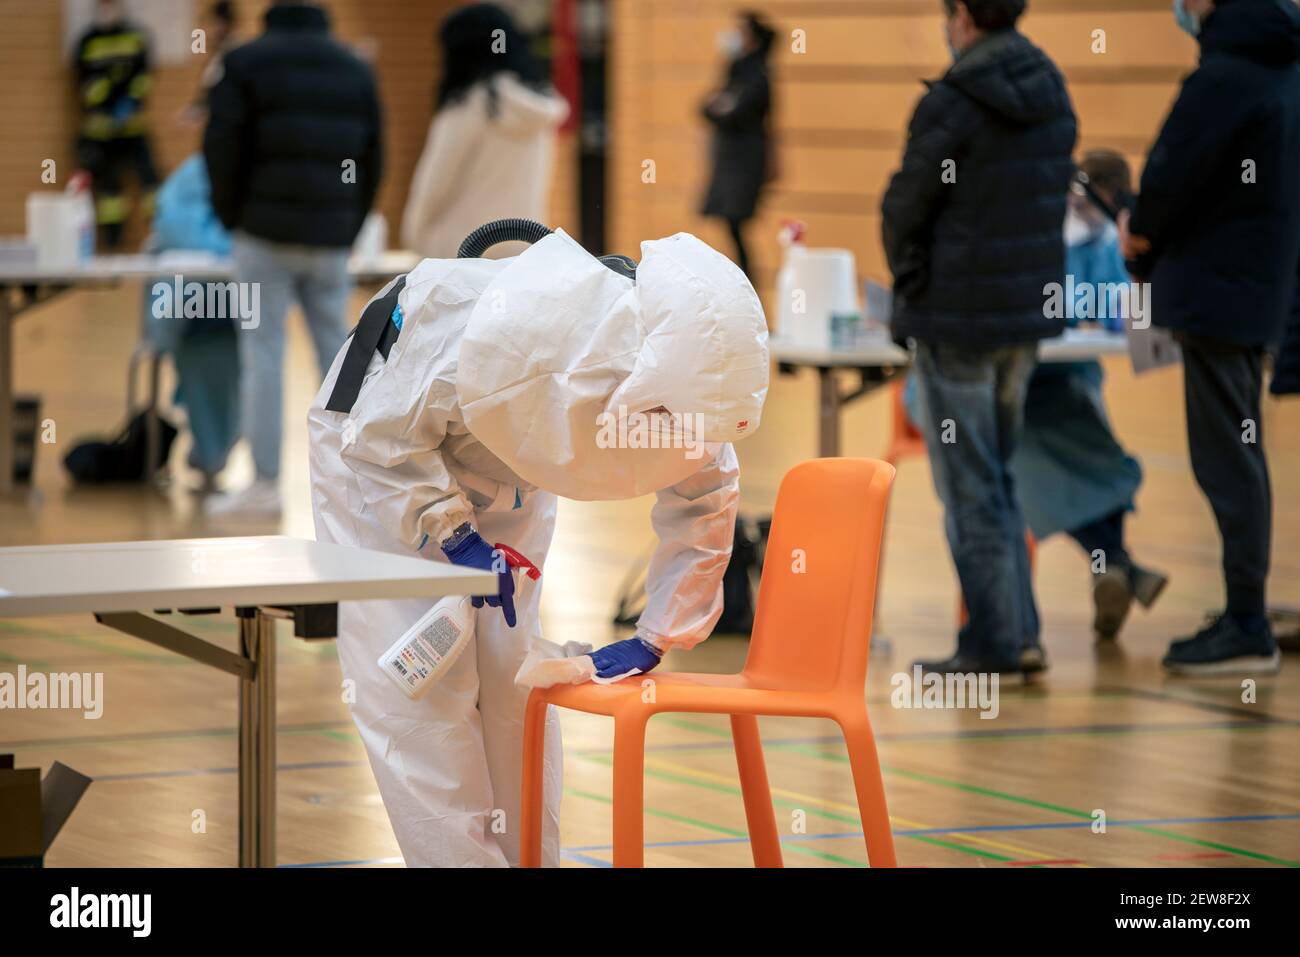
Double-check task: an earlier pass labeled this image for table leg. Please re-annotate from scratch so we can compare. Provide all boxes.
[237,609,277,867]
[238,612,257,867]
[817,367,841,458]
[255,609,277,868]
[0,293,14,496]
[145,351,161,484]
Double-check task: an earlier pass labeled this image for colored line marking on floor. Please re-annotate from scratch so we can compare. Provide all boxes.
[579,751,1033,864]
[0,650,53,669]
[0,718,358,751]
[12,710,1292,756]
[666,752,1069,864]
[0,628,186,665]
[1105,685,1284,723]
[564,784,867,867]
[645,716,1296,867]
[282,856,404,868]
[867,759,1300,868]
[546,811,1300,862]
[91,759,365,782]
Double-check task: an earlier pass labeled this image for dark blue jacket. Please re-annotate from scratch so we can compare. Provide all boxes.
[1131,0,1300,347]
[882,30,1078,348]
[1272,265,1300,394]
[204,3,383,248]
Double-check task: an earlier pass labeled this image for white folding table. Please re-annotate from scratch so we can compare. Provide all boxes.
[771,328,1131,457]
[0,535,494,867]
[0,251,420,495]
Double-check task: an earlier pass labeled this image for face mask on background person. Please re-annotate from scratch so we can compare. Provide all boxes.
[1173,0,1203,36]
[943,22,961,61]
[717,28,743,58]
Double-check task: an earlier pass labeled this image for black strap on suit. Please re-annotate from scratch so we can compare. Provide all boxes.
[325,275,407,413]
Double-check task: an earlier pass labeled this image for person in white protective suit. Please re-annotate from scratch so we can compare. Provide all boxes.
[307,227,769,867]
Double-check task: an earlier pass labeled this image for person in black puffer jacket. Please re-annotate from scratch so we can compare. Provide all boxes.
[204,1,382,246]
[881,0,1077,677]
[201,1,383,518]
[1273,263,1300,396]
[1124,0,1300,677]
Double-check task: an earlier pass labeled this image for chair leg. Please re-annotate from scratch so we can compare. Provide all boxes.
[839,714,897,867]
[730,714,783,867]
[611,710,648,868]
[519,692,549,868]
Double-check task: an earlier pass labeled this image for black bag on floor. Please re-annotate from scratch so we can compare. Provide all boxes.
[613,515,768,637]
[64,411,177,483]
[714,516,759,634]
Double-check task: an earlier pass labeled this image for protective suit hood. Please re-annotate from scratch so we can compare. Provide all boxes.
[456,229,769,500]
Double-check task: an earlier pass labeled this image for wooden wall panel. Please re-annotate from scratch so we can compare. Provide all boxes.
[608,0,1197,302]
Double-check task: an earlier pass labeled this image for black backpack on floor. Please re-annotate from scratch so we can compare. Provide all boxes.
[64,411,177,483]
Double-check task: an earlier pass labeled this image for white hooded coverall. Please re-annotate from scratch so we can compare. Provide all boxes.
[308,230,769,866]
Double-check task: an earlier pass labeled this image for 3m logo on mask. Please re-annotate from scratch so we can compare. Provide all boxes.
[596,405,707,459]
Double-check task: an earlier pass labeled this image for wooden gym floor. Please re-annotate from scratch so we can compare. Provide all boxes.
[2,284,1298,867]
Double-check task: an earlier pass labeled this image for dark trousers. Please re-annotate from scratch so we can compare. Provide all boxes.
[913,341,1041,662]
[76,134,160,248]
[726,217,751,279]
[1181,334,1271,620]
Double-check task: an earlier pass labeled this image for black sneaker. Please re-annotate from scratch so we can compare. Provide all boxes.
[1162,614,1281,677]
[1092,566,1133,640]
[1019,645,1049,675]
[914,652,1023,677]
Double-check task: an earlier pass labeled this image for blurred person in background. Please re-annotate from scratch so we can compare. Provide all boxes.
[1272,259,1300,397]
[401,3,568,260]
[1009,151,1167,639]
[1123,0,1300,675]
[179,1,240,129]
[74,0,160,249]
[881,0,1077,677]
[202,0,383,518]
[700,10,776,280]
[143,155,239,490]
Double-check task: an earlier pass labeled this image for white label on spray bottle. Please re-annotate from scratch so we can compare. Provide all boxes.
[377,596,474,700]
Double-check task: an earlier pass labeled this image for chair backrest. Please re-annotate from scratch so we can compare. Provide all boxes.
[742,458,895,692]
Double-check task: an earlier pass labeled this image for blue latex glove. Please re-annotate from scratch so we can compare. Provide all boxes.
[589,637,663,681]
[441,525,516,627]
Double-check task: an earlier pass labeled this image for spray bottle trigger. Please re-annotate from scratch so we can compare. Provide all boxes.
[494,543,542,581]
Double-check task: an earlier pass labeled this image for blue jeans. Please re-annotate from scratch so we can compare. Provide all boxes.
[913,341,1040,663]
[232,232,350,479]
[143,280,240,476]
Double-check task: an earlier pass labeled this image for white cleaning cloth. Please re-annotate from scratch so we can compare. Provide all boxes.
[515,638,597,689]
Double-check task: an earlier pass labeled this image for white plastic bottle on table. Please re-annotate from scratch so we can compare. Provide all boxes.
[774,218,807,341]
[67,170,96,262]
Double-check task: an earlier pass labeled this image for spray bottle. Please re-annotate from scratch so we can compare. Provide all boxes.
[774,218,807,340]
[377,543,541,700]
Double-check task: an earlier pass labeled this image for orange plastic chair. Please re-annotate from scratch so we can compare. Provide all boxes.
[883,378,928,466]
[520,458,898,868]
